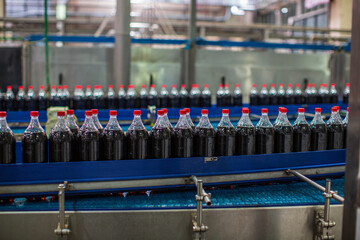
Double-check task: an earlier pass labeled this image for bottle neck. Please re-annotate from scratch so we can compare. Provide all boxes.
[105,115,121,130]
[237,113,253,127]
[81,116,98,132]
[54,116,69,131]
[153,115,168,129]
[328,111,342,124]
[129,115,146,130]
[197,114,213,129]
[186,113,195,127]
[294,112,307,124]
[92,114,103,129]
[344,111,349,123]
[163,113,173,129]
[0,117,11,131]
[311,112,325,124]
[66,115,78,128]
[25,116,44,133]
[175,114,191,129]
[218,113,233,128]
[257,113,273,127]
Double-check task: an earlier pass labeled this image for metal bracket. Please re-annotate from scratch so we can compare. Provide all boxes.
[54,181,71,238]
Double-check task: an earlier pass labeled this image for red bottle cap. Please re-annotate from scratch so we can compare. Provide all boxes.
[204,84,209,88]
[219,84,223,87]
[315,108,322,113]
[40,86,44,89]
[134,110,141,115]
[279,107,284,111]
[7,86,12,89]
[157,110,164,116]
[279,84,284,87]
[201,109,208,114]
[262,84,267,88]
[108,85,113,89]
[331,107,337,112]
[252,84,256,87]
[347,107,349,111]
[67,109,74,115]
[235,84,240,88]
[280,108,287,113]
[91,109,98,114]
[119,85,124,89]
[85,111,92,116]
[0,112,6,117]
[30,111,39,117]
[331,83,335,87]
[162,108,168,114]
[324,84,328,87]
[128,85,134,89]
[51,85,56,89]
[346,83,350,87]
[298,108,305,113]
[242,108,249,114]
[306,84,310,87]
[19,86,23,90]
[261,109,268,114]
[141,85,146,88]
[225,84,229,88]
[179,109,186,115]
[296,84,300,88]
[75,85,82,89]
[288,83,292,88]
[311,83,316,87]
[172,84,177,88]
[58,86,62,90]
[87,85,91,89]
[162,84,166,88]
[181,84,186,88]
[222,109,229,114]
[63,85,68,89]
[57,111,65,117]
[271,84,275,87]
[184,108,190,113]
[109,110,117,116]
[334,106,339,111]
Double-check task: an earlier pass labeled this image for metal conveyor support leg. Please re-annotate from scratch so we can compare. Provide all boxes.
[54,181,71,238]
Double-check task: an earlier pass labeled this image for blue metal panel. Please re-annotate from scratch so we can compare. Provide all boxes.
[6,111,47,123]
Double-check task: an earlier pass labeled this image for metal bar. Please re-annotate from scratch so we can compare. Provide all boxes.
[324,179,331,222]
[184,0,197,87]
[192,176,211,206]
[44,0,50,89]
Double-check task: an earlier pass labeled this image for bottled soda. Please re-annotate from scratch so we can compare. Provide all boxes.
[194,109,215,157]
[73,85,86,110]
[125,85,138,109]
[50,85,57,106]
[65,109,80,161]
[329,83,338,103]
[16,86,26,111]
[0,112,16,164]
[106,85,117,109]
[268,84,277,105]
[93,85,106,109]
[159,84,169,108]
[249,84,259,106]
[184,108,195,130]
[343,83,349,103]
[201,84,212,107]
[285,84,295,104]
[294,84,302,104]
[277,84,285,105]
[118,85,126,109]
[310,108,327,151]
[326,106,344,149]
[189,84,201,107]
[0,90,3,111]
[259,84,269,105]
[49,111,72,162]
[85,85,94,109]
[255,109,274,154]
[100,110,124,160]
[233,84,243,106]
[91,109,104,133]
[273,107,293,153]
[149,110,171,159]
[318,84,330,103]
[235,107,255,155]
[161,108,174,131]
[63,85,71,107]
[172,109,193,158]
[169,84,180,108]
[323,84,330,103]
[179,84,189,107]
[56,86,65,106]
[223,84,232,106]
[139,84,148,108]
[79,111,100,161]
[4,86,15,111]
[38,86,48,111]
[216,84,225,107]
[304,84,312,104]
[126,110,149,159]
[147,84,158,107]
[343,107,348,148]
[215,109,235,156]
[25,86,38,110]
[311,83,319,103]
[293,108,311,152]
[22,111,48,163]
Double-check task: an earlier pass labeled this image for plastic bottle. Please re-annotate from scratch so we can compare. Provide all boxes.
[216,84,224,107]
[329,83,338,104]
[50,85,57,106]
[259,84,269,105]
[25,86,38,110]
[195,109,215,157]
[343,107,348,148]
[118,85,126,109]
[100,110,124,160]
[285,84,295,105]
[16,86,26,111]
[255,108,274,154]
[323,84,330,103]
[310,108,327,151]
[215,109,235,156]
[172,109,193,158]
[179,84,189,107]
[126,110,149,159]
[201,84,212,107]
[106,85,117,109]
[147,84,158,107]
[343,83,350,104]
[268,84,277,105]
[73,85,86,110]
[79,111,100,161]
[139,84,148,108]
[4,86,15,111]
[277,84,285,105]
[223,84,232,106]
[38,86,48,110]
[63,85,71,107]
[91,109,104,133]
[22,111,48,163]
[0,89,3,111]
[159,84,169,108]
[311,83,318,103]
[162,108,173,131]
[65,109,80,161]
[294,84,303,104]
[326,106,344,149]
[94,85,106,109]
[149,110,171,159]
[85,85,93,109]
[293,108,311,152]
[49,111,72,162]
[235,107,255,155]
[0,111,16,164]
[184,108,195,130]
[318,83,330,103]
[125,85,138,109]
[233,84,243,106]
[189,84,201,107]
[304,84,312,104]
[273,107,293,153]
[169,84,179,108]
[249,84,259,106]
[56,86,65,106]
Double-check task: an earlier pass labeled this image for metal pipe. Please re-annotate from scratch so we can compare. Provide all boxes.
[191,176,211,206]
[197,180,203,227]
[324,179,331,222]
[44,0,50,89]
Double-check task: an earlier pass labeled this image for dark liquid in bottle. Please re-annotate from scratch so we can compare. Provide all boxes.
[86,96,94,109]
[38,96,47,110]
[149,128,171,159]
[139,96,148,108]
[285,94,295,105]
[293,123,311,152]
[5,97,15,111]
[235,126,255,155]
[294,94,302,104]
[216,95,223,107]
[79,131,99,161]
[343,94,349,104]
[169,95,179,108]
[49,131,72,162]
[233,94,242,106]
[69,127,79,161]
[223,95,232,106]
[250,94,259,106]
[189,95,200,107]
[310,123,327,151]
[327,123,344,149]
[179,95,188,108]
[159,95,169,108]
[147,96,158,107]
[330,94,338,103]
[0,132,16,164]
[255,127,274,154]
[118,96,125,109]
[201,95,211,107]
[25,97,38,111]
[269,94,277,105]
[274,125,293,153]
[277,94,285,105]
[126,129,149,159]
[343,122,347,149]
[106,96,117,109]
[259,94,269,105]
[195,128,215,157]
[22,132,48,163]
[73,97,86,110]
[215,126,235,156]
[94,96,105,109]
[100,129,124,160]
[16,97,25,111]
[172,128,193,158]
